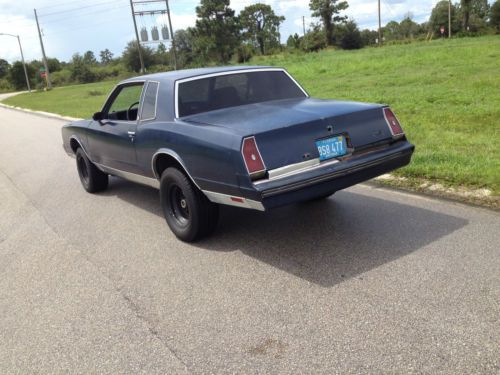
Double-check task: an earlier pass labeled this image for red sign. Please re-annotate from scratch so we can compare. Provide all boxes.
[440,26,445,35]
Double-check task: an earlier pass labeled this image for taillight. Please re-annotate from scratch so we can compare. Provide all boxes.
[241,136,266,179]
[383,107,404,137]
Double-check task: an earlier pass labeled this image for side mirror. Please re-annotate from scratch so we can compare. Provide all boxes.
[92,111,103,122]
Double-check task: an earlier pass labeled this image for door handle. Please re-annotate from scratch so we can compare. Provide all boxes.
[127,131,136,141]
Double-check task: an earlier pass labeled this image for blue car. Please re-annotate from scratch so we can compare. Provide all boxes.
[62,66,414,241]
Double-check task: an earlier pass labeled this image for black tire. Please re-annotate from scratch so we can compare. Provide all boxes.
[160,167,219,242]
[75,147,108,193]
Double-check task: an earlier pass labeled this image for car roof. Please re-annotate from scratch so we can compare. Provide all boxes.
[120,66,282,85]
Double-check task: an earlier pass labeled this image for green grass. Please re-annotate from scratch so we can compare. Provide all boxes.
[254,36,500,195]
[4,81,117,119]
[3,36,500,195]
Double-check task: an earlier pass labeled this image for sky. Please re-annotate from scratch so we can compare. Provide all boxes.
[0,0,478,63]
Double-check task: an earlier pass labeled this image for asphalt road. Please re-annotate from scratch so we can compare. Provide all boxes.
[0,105,498,374]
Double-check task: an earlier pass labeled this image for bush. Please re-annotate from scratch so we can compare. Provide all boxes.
[340,21,363,50]
[0,78,13,92]
[301,26,327,52]
[51,69,72,86]
[236,44,254,63]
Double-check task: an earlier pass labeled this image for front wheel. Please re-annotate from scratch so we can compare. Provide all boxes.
[160,167,219,242]
[76,147,108,193]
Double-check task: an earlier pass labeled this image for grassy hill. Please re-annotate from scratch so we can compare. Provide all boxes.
[3,36,499,196]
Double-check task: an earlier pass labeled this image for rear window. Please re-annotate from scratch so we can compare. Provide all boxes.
[177,70,306,117]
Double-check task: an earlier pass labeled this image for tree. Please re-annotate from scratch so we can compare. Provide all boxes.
[0,59,10,79]
[461,0,473,30]
[69,53,95,83]
[471,0,490,20]
[192,0,240,63]
[429,1,459,35]
[47,57,61,72]
[384,20,401,40]
[399,15,420,39]
[286,33,302,49]
[121,41,155,72]
[360,29,378,46]
[301,24,327,52]
[8,61,34,90]
[239,3,284,55]
[83,50,97,65]
[155,43,170,66]
[340,20,363,49]
[99,49,114,65]
[492,0,500,30]
[309,0,348,45]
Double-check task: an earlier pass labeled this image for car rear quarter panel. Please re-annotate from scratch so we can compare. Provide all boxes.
[135,121,246,196]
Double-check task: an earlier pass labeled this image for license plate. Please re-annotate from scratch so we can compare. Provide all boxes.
[316,135,348,161]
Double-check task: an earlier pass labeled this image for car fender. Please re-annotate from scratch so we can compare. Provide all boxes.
[151,148,203,191]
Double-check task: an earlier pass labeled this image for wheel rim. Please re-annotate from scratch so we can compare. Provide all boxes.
[77,154,89,183]
[168,185,190,226]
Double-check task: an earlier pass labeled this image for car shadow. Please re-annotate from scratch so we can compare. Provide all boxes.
[103,177,468,287]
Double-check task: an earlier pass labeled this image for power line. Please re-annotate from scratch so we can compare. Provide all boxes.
[39,0,125,17]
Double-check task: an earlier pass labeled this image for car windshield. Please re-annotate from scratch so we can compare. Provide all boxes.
[177,70,306,117]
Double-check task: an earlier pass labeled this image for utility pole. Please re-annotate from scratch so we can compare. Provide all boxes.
[165,0,177,70]
[129,0,145,73]
[302,16,306,36]
[448,0,452,38]
[34,8,51,89]
[378,0,382,46]
[0,33,31,92]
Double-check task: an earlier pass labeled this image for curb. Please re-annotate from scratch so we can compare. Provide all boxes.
[0,102,82,122]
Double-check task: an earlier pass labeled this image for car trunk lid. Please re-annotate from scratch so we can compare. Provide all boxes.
[183,98,393,170]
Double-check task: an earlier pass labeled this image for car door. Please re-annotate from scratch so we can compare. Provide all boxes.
[88,82,145,173]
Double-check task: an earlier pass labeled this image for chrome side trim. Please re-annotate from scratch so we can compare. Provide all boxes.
[174,68,309,118]
[254,158,340,185]
[151,148,203,191]
[202,190,265,211]
[96,163,160,189]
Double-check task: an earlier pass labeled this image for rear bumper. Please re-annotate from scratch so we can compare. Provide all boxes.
[252,140,414,209]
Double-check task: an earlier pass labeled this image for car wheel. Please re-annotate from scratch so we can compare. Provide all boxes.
[75,147,108,193]
[160,167,219,242]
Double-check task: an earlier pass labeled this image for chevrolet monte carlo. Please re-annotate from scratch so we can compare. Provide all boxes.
[62,66,415,241]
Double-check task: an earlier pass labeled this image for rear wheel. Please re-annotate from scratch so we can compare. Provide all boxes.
[75,148,108,193]
[160,167,219,242]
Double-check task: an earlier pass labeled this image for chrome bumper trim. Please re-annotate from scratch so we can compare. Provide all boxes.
[202,190,265,211]
[261,150,409,198]
[254,157,340,185]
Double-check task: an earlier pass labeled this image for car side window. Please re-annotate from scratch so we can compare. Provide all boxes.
[140,82,159,121]
[105,83,144,121]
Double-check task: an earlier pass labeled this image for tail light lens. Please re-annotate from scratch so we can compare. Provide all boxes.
[241,137,266,179]
[383,107,404,137]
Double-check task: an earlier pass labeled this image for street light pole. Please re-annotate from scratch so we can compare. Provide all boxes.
[448,0,452,38]
[378,0,382,46]
[0,33,31,92]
